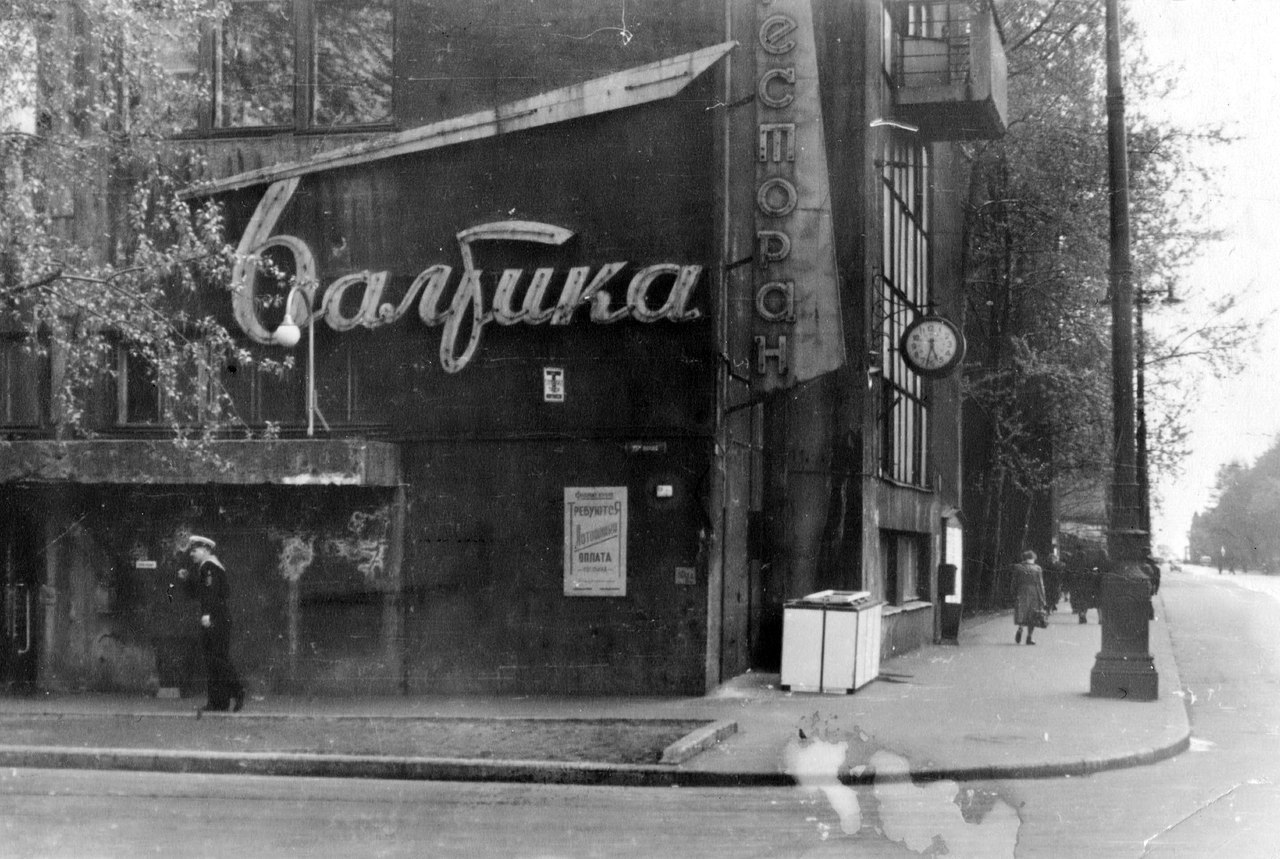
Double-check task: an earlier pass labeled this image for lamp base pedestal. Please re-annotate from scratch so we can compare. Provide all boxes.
[1089,567,1158,701]
[1090,653,1157,700]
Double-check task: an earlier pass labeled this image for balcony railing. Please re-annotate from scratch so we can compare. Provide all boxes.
[891,1,1008,141]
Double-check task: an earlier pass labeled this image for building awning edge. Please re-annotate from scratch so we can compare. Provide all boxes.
[180,40,738,200]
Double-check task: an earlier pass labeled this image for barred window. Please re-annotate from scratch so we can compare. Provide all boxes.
[879,135,930,486]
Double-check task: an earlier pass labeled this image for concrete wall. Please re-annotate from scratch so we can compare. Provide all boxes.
[880,601,934,661]
[33,485,402,697]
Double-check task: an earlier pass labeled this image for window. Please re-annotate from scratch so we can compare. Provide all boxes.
[311,0,394,126]
[0,337,45,428]
[215,0,295,128]
[117,344,218,426]
[880,530,927,606]
[883,1,956,79]
[220,355,307,428]
[115,336,383,432]
[886,1,976,91]
[173,0,394,133]
[904,2,952,39]
[879,134,929,486]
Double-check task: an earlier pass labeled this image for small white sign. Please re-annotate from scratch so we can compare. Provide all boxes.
[564,487,627,596]
[134,560,158,570]
[543,367,565,402]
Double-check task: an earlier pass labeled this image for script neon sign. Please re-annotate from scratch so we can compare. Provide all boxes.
[231,178,705,373]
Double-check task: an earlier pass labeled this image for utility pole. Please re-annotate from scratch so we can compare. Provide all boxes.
[1091,0,1158,700]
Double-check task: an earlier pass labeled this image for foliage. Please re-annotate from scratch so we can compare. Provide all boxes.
[0,0,281,440]
[960,0,1248,602]
[1189,450,1280,571]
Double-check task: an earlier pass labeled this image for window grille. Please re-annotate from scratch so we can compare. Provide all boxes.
[878,134,930,486]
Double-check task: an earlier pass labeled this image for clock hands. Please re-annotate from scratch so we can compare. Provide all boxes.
[901,317,962,376]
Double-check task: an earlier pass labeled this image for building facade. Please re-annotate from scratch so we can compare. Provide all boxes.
[0,0,1005,696]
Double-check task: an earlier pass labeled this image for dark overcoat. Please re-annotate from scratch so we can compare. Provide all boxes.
[1012,561,1046,626]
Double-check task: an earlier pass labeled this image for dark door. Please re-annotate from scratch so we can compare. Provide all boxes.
[1,505,40,691]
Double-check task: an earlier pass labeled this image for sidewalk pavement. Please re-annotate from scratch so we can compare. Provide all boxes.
[0,593,1189,787]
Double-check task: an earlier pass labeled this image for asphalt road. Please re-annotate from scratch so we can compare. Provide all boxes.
[1,565,1276,858]
[1008,564,1280,857]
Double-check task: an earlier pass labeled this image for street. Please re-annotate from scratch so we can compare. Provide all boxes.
[2,565,1277,858]
[1010,564,1280,856]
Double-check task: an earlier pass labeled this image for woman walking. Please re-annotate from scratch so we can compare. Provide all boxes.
[1012,550,1047,645]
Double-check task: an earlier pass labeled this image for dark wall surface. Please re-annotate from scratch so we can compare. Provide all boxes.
[401,437,710,695]
[185,57,725,694]
[214,86,720,440]
[393,0,719,126]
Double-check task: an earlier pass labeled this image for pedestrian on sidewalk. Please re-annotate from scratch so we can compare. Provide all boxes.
[1043,550,1065,613]
[1067,547,1103,624]
[1012,550,1046,646]
[175,535,246,714]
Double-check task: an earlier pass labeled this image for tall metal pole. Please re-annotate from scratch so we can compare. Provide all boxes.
[307,291,316,438]
[1091,0,1158,699]
[1136,295,1150,541]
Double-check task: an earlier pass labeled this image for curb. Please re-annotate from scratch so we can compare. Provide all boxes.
[0,743,785,787]
[888,729,1192,785]
[0,726,1189,788]
[0,590,1192,788]
[660,719,738,765]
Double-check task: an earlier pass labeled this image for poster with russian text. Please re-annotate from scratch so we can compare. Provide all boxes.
[564,487,627,596]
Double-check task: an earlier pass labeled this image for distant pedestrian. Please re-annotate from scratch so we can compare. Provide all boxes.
[176,535,246,714]
[1067,548,1103,624]
[1012,550,1046,646]
[1043,551,1065,613]
[1143,554,1162,596]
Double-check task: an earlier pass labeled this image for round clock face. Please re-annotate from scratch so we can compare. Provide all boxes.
[900,316,964,377]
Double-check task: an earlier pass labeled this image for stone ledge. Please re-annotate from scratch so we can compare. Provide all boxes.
[0,439,401,487]
[881,600,933,617]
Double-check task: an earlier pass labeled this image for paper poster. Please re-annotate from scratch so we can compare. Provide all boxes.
[564,487,627,596]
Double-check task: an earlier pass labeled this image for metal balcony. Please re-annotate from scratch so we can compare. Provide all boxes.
[891,1,1008,141]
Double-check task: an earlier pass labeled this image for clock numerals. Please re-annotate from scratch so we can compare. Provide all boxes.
[899,317,963,377]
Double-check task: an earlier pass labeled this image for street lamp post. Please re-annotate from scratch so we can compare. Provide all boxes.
[1091,0,1158,700]
[272,282,329,437]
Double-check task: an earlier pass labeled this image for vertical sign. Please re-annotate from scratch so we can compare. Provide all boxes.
[543,367,565,402]
[751,0,846,391]
[564,487,628,596]
[944,518,964,604]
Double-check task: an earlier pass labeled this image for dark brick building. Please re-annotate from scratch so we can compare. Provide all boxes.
[0,0,1005,697]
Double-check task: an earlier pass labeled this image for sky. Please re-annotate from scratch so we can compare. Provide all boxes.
[1126,0,1280,556]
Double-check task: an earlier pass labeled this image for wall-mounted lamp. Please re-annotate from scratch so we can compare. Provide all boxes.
[272,282,328,437]
[866,351,883,390]
[870,118,920,133]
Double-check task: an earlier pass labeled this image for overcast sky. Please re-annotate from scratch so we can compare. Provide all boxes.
[1126,0,1280,555]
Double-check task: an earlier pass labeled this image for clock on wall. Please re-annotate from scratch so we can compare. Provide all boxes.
[899,314,966,378]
